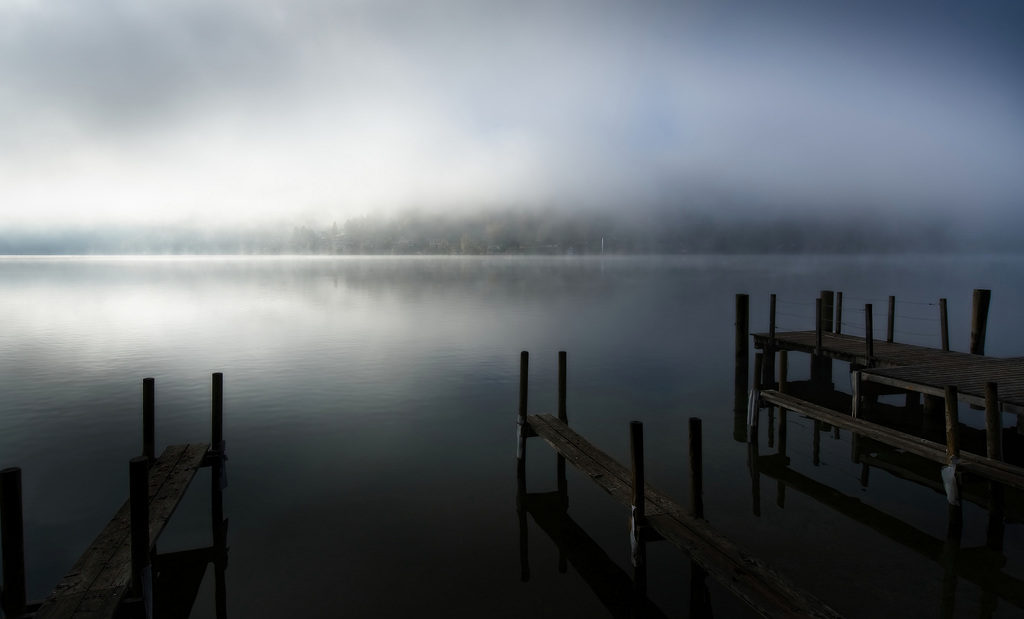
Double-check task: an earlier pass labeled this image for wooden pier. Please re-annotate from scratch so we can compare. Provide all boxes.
[0,375,228,619]
[516,351,843,619]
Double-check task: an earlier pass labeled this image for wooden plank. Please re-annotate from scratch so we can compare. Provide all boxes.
[759,391,1024,492]
[35,443,210,619]
[526,414,843,619]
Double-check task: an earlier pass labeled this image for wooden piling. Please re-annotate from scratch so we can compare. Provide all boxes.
[517,351,529,478]
[1,467,27,618]
[129,456,151,598]
[735,294,749,394]
[970,289,991,355]
[143,377,155,463]
[557,351,568,498]
[865,304,874,362]
[765,294,777,388]
[939,298,949,352]
[887,296,895,343]
[820,290,834,333]
[814,298,823,356]
[689,417,704,520]
[835,292,843,335]
[212,372,224,450]
[778,350,788,395]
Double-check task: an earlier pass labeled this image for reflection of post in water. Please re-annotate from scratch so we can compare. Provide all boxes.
[557,351,569,574]
[629,421,648,617]
[748,353,762,517]
[517,351,531,582]
[211,372,229,619]
[984,382,1005,553]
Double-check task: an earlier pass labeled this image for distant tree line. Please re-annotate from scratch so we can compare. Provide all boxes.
[0,207,987,255]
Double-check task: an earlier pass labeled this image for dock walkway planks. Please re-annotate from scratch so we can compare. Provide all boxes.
[526,413,843,619]
[855,357,1024,412]
[758,390,1024,493]
[751,330,981,368]
[35,443,210,619]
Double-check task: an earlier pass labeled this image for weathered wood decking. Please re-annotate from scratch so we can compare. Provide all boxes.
[35,443,210,619]
[526,412,843,619]
[759,390,1024,493]
[752,330,978,369]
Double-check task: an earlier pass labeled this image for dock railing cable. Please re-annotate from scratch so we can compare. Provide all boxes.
[775,293,946,346]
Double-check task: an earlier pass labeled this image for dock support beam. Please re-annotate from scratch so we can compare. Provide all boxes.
[944,386,963,540]
[970,289,991,355]
[629,421,646,567]
[835,292,843,335]
[1,467,27,618]
[865,304,874,364]
[887,296,895,343]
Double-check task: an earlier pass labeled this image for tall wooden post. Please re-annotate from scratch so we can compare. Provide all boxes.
[211,372,228,618]
[734,294,750,443]
[865,304,874,363]
[735,294,749,393]
[970,289,991,355]
[517,352,529,480]
[820,290,834,333]
[143,377,155,463]
[939,299,949,352]
[212,372,224,451]
[764,294,776,389]
[835,292,844,335]
[887,295,896,343]
[1,467,27,618]
[129,456,151,598]
[689,417,704,520]
[557,351,568,499]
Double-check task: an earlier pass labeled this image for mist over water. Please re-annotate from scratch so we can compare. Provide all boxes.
[2,254,1023,617]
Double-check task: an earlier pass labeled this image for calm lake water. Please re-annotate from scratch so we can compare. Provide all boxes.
[2,254,1023,618]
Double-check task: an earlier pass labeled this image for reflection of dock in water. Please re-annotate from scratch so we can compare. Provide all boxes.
[518,490,674,619]
[738,290,1024,616]
[0,375,229,619]
[517,351,843,618]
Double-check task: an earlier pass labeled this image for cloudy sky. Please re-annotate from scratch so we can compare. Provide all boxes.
[1,0,1022,229]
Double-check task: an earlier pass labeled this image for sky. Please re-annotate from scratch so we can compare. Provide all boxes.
[1,0,1023,230]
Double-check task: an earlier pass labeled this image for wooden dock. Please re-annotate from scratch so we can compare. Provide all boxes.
[0,375,228,619]
[516,351,843,619]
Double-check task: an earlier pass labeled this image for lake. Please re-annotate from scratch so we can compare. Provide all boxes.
[1,254,1023,617]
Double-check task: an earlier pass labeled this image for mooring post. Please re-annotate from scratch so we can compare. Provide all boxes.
[143,377,155,463]
[735,294,749,394]
[778,350,788,394]
[516,351,530,480]
[814,297,823,356]
[629,421,646,568]
[764,294,776,389]
[212,372,224,452]
[865,304,874,363]
[557,351,568,501]
[129,456,151,599]
[1,467,27,618]
[689,417,704,520]
[887,296,896,343]
[734,294,750,443]
[970,289,991,355]
[835,292,844,335]
[939,298,949,352]
[820,290,834,333]
[944,386,963,540]
[211,372,228,610]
